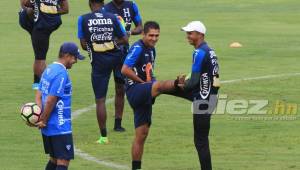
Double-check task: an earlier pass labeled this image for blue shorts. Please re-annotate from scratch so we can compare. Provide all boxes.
[19,8,33,34]
[126,82,155,128]
[42,134,74,160]
[91,55,125,99]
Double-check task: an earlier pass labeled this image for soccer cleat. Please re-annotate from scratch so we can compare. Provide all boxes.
[96,136,109,144]
[114,126,126,132]
[32,83,39,90]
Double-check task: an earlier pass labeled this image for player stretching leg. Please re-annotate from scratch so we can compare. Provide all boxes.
[121,21,185,170]
[19,0,69,90]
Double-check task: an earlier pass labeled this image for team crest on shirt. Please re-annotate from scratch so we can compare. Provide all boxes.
[95,13,103,18]
[66,145,71,150]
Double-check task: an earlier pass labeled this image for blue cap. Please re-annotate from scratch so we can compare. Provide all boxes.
[59,42,85,60]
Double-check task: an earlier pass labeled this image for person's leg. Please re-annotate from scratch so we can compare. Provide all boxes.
[96,97,108,137]
[43,135,57,170]
[164,88,194,101]
[126,83,153,170]
[31,28,50,88]
[193,114,212,170]
[151,80,177,97]
[33,60,47,81]
[132,124,150,170]
[91,67,112,143]
[45,157,57,170]
[56,159,69,170]
[152,74,192,100]
[113,63,126,131]
[114,82,125,131]
[51,134,74,170]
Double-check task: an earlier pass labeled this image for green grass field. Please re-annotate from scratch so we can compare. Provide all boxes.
[0,0,300,169]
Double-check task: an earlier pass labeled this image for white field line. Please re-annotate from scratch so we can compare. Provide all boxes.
[75,148,130,170]
[72,97,130,170]
[72,97,114,120]
[221,72,300,84]
[72,104,95,120]
[72,72,300,169]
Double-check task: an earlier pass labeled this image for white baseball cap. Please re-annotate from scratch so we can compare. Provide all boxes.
[181,21,206,34]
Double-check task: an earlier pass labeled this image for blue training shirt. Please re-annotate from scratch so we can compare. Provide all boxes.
[31,0,63,29]
[123,39,156,86]
[39,62,72,136]
[190,42,220,100]
[77,9,127,62]
[103,1,142,32]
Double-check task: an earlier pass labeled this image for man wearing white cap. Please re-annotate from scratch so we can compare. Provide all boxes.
[179,21,220,170]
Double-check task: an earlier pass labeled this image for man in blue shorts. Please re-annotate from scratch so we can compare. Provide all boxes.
[19,0,69,90]
[77,0,128,144]
[121,21,185,170]
[103,0,143,132]
[35,42,85,170]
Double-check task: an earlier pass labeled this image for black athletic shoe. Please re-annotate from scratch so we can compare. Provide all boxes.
[114,127,126,132]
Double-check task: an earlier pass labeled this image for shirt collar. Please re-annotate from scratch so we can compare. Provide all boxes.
[112,1,124,9]
[139,39,153,50]
[196,41,207,49]
[53,62,67,70]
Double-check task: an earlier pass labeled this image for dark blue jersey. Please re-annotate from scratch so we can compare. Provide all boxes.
[103,1,142,32]
[123,40,156,86]
[31,0,62,29]
[191,42,220,99]
[77,9,126,63]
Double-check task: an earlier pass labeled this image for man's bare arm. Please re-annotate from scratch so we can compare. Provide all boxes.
[36,95,58,128]
[58,0,69,15]
[121,64,145,83]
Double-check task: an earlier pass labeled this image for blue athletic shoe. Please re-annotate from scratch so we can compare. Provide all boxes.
[32,83,39,90]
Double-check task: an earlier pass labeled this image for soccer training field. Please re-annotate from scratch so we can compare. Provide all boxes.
[1,0,299,169]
